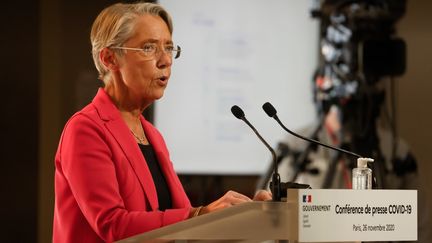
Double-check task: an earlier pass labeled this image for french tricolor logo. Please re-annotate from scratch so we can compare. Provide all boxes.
[303,194,312,203]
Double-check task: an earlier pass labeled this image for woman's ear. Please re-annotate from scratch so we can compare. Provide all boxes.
[100,47,119,71]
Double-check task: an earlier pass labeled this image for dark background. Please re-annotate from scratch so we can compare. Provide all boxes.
[1,0,431,242]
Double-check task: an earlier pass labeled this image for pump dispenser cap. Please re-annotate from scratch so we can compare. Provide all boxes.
[357,158,374,168]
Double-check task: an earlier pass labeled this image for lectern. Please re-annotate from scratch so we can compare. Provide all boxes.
[116,189,417,243]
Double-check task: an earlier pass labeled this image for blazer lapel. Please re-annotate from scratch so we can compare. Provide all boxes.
[142,117,189,208]
[92,89,158,211]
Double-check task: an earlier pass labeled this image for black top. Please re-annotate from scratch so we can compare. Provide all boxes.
[138,143,172,211]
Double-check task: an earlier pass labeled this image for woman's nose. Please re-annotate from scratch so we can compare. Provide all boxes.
[156,50,172,68]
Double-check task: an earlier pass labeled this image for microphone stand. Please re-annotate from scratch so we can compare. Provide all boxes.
[261,102,374,193]
[256,143,290,191]
[231,105,310,201]
[256,121,323,191]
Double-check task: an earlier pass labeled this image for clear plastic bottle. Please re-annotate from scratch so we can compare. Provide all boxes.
[352,158,374,190]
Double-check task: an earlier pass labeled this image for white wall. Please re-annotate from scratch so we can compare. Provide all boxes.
[157,0,318,174]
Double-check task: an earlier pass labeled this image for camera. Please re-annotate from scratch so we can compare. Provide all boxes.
[311,0,406,114]
[312,0,406,84]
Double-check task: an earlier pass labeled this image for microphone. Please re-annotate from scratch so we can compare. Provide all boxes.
[262,102,362,158]
[231,105,281,201]
[256,142,290,191]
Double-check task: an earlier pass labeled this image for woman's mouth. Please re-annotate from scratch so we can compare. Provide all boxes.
[156,75,169,86]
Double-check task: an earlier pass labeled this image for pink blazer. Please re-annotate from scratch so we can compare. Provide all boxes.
[53,88,191,243]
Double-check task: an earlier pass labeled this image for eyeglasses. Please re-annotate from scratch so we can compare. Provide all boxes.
[111,43,181,60]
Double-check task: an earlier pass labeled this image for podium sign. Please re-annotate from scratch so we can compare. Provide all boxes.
[117,189,417,242]
[288,189,417,242]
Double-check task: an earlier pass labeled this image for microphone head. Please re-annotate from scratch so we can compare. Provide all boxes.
[231,105,245,119]
[262,102,277,118]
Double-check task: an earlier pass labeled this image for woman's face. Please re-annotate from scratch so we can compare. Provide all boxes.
[116,14,173,104]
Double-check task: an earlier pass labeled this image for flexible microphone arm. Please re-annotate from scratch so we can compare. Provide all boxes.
[231,106,277,173]
[262,102,362,159]
[231,105,281,201]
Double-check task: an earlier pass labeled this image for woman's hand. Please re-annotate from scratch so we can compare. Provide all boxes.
[252,189,272,201]
[199,190,252,215]
[189,190,272,218]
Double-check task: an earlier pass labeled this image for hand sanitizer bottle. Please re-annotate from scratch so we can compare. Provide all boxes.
[352,158,374,190]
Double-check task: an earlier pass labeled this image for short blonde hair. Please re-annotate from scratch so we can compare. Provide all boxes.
[90,2,173,82]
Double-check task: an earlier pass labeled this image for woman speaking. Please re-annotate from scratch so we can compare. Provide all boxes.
[53,2,270,242]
